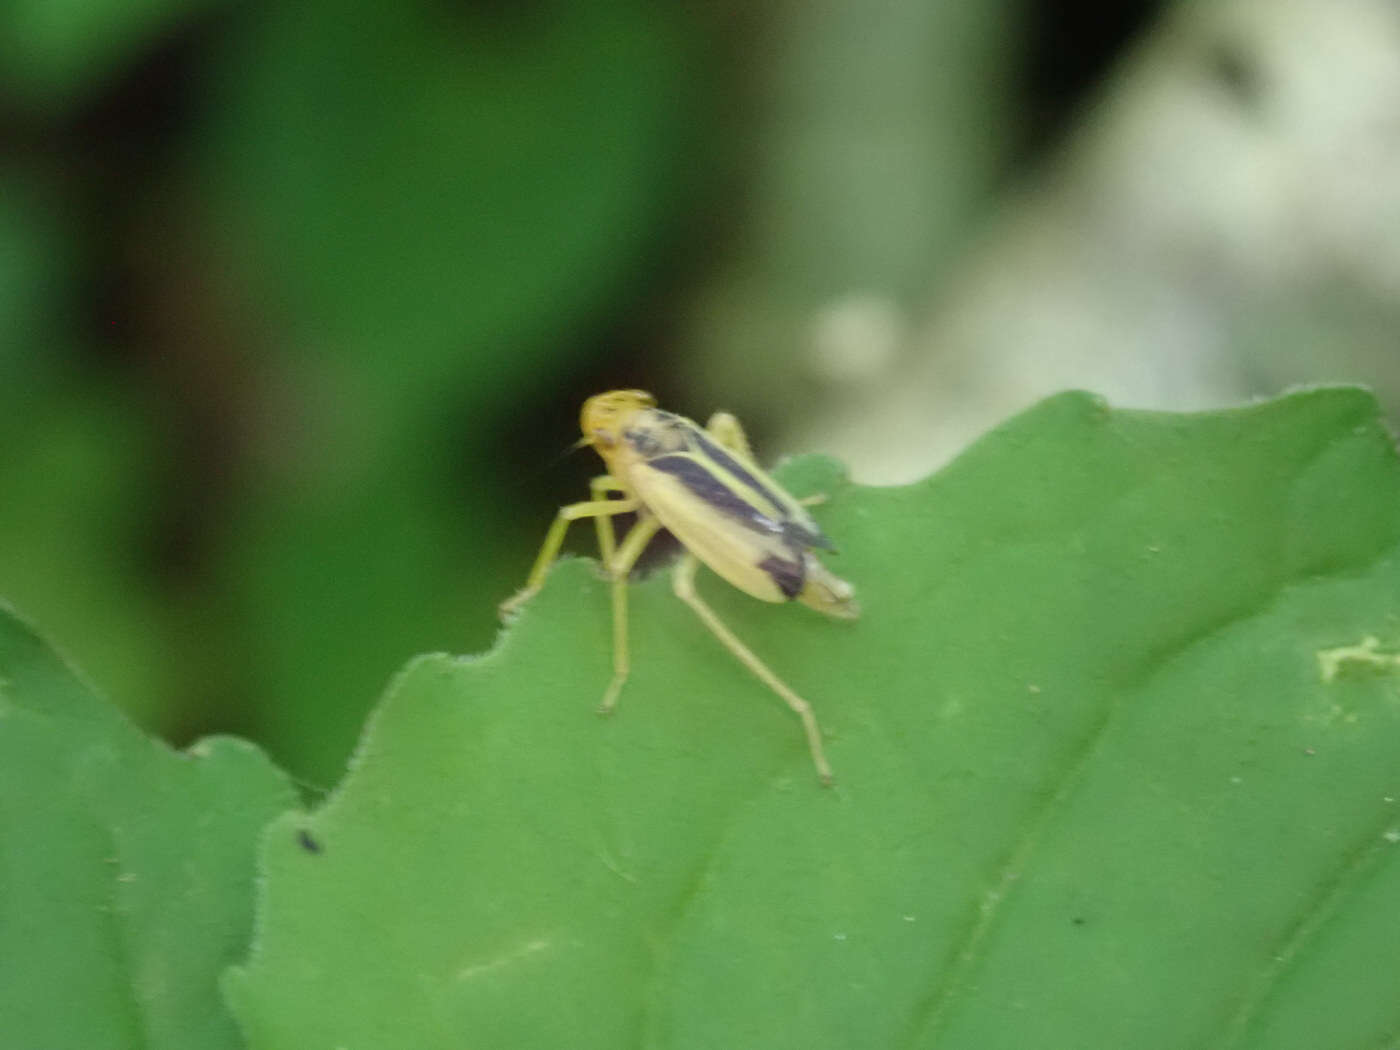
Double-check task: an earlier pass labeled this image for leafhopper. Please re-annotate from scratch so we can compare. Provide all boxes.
[500,390,858,784]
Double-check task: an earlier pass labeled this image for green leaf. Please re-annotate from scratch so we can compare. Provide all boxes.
[0,0,219,111]
[226,389,1400,1048]
[0,171,75,390]
[0,605,295,1050]
[202,0,688,409]
[218,471,512,785]
[0,383,182,730]
[195,0,695,782]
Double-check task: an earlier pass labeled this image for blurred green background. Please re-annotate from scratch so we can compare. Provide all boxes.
[3,0,1398,786]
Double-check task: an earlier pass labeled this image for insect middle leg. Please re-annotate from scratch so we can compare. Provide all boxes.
[671,552,834,785]
[580,473,663,714]
[597,513,663,714]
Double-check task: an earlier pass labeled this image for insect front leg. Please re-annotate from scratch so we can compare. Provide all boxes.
[499,496,638,618]
[597,513,663,714]
[671,553,834,785]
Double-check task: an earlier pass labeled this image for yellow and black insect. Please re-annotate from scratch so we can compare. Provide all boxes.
[500,390,858,784]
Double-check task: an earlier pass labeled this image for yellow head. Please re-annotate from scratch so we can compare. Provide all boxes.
[579,389,657,456]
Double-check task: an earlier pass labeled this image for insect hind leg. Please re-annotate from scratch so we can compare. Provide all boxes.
[671,553,833,785]
[703,411,755,460]
[708,412,830,509]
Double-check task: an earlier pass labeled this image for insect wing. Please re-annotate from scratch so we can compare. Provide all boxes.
[629,457,803,604]
[731,456,834,552]
[646,450,786,536]
[684,428,834,551]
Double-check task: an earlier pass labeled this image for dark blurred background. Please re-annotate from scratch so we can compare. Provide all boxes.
[3,0,1397,786]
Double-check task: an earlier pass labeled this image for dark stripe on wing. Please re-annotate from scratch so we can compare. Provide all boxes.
[782,519,834,551]
[758,553,806,599]
[648,454,785,536]
[688,429,790,514]
[689,428,836,550]
[637,412,836,552]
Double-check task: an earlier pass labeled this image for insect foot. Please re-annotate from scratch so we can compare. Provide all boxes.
[498,587,537,620]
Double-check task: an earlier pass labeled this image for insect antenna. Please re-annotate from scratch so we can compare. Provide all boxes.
[533,433,594,475]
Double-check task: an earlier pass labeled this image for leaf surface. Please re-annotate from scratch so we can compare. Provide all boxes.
[227,389,1400,1049]
[0,607,295,1050]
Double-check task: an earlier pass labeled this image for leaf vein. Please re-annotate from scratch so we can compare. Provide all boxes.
[1206,810,1400,1049]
